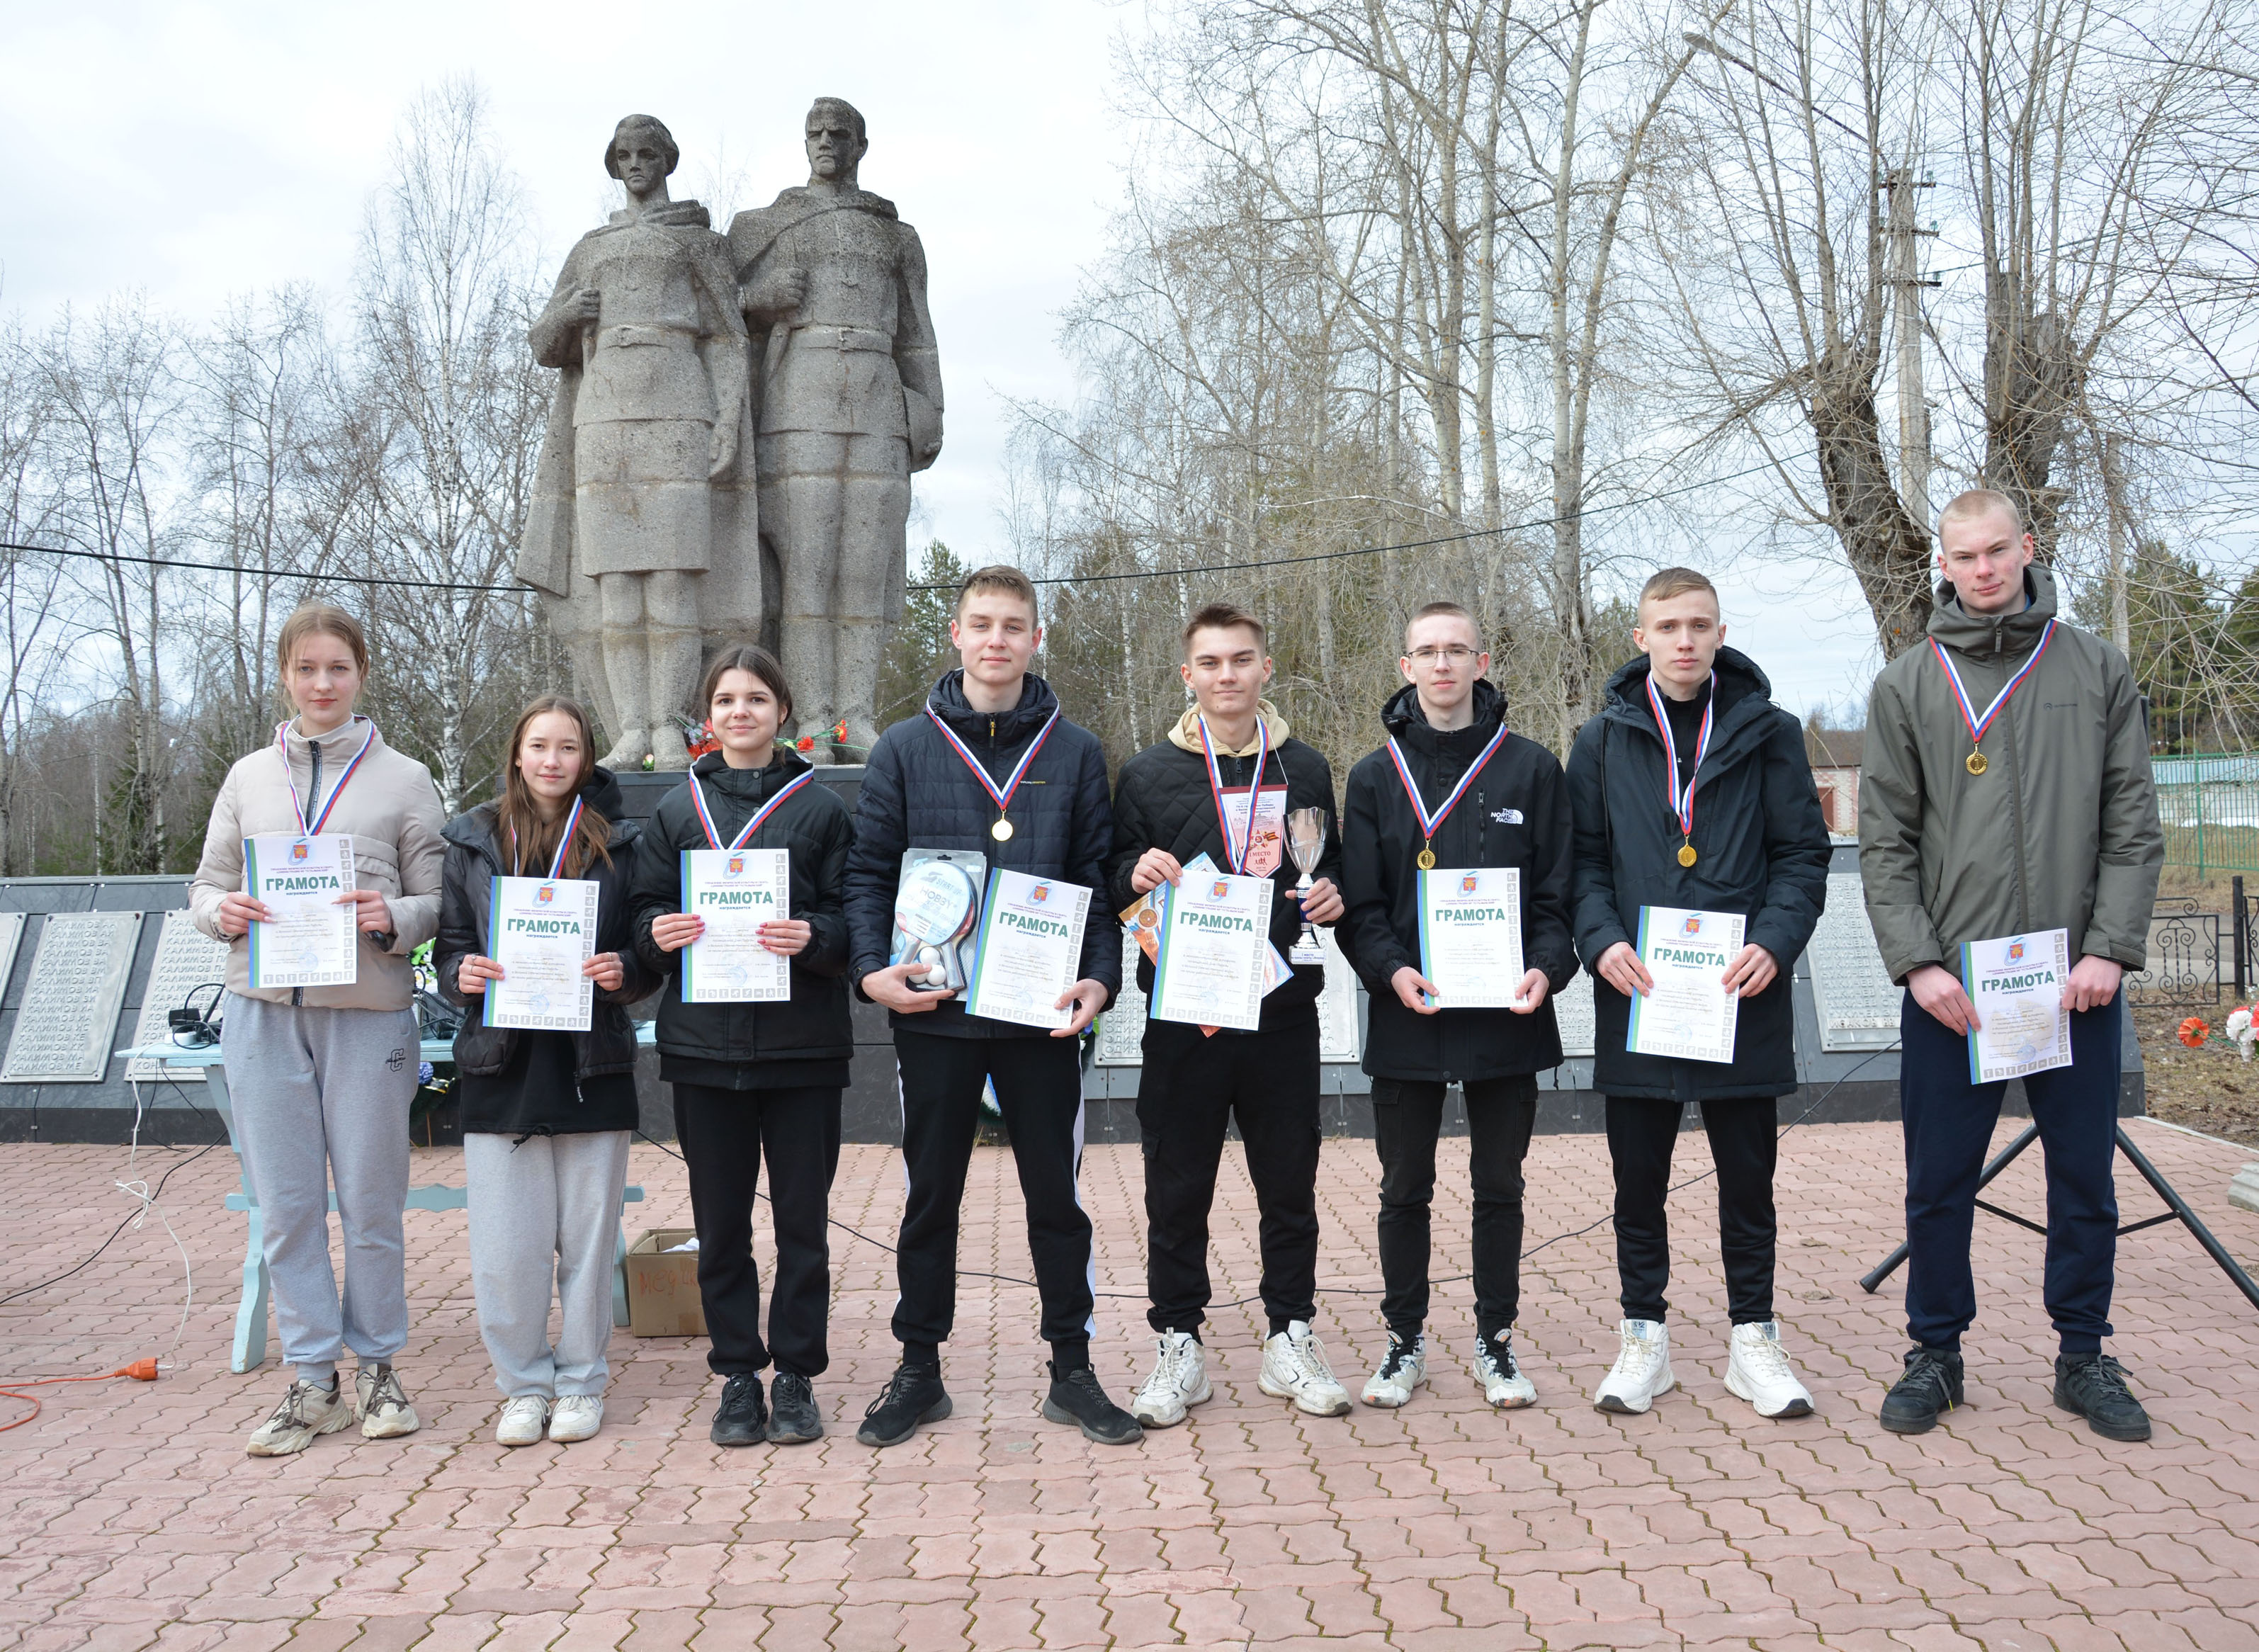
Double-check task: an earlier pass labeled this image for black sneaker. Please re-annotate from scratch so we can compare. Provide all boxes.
[1041,1362,1144,1446]
[709,1372,767,1447]
[1877,1347,1964,1435]
[2054,1352,2151,1442]
[767,1371,823,1445]
[856,1362,951,1447]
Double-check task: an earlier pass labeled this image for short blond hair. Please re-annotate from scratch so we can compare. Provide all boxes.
[1939,488,2024,536]
[1404,601,1480,650]
[954,565,1041,624]
[1636,567,1719,617]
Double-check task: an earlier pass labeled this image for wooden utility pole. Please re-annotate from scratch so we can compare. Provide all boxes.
[1882,169,1938,533]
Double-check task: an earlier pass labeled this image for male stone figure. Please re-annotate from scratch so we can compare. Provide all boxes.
[730,98,944,758]
[522,115,764,771]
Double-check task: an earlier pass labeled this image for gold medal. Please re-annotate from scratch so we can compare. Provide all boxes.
[1966,750,1988,776]
[1677,842,1698,868]
[990,816,1014,842]
[1416,845,1437,871]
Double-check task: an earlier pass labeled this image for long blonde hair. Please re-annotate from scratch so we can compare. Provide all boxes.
[494,696,613,878]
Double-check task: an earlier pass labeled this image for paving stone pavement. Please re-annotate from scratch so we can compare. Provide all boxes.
[2,1114,2258,1651]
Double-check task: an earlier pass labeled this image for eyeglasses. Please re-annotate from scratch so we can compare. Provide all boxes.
[1405,646,1479,664]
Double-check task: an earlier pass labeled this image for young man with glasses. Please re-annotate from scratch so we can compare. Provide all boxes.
[1108,603,1352,1427]
[1337,601,1575,1410]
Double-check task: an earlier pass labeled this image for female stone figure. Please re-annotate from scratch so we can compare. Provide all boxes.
[521,115,764,771]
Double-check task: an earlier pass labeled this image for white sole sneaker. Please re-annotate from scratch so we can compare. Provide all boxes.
[548,1396,605,1442]
[355,1366,421,1439]
[1724,1321,1816,1418]
[496,1396,551,1447]
[1131,1333,1213,1428]
[1593,1320,1676,1415]
[245,1379,354,1456]
[1259,1323,1353,1418]
[1133,1370,1213,1428]
[1360,1335,1428,1408]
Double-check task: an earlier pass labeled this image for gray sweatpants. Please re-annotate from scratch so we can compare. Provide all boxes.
[222,995,419,1384]
[463,1130,630,1398]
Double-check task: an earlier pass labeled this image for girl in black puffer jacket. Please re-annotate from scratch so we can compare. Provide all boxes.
[626,645,854,1450]
[436,696,659,1450]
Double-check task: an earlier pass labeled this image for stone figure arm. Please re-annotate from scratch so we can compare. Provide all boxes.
[895,227,944,471]
[693,238,752,480]
[528,239,600,370]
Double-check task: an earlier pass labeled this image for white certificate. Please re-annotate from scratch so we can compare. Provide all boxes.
[244,832,358,990]
[1150,871,1272,1032]
[487,876,598,1031]
[681,849,791,1004]
[1963,927,2073,1082]
[1417,866,1525,1008]
[965,869,1092,1031]
[1626,905,1743,1064]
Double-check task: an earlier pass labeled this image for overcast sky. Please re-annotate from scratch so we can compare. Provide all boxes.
[1,0,1882,720]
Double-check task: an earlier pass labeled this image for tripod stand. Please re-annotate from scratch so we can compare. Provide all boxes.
[1859,1121,2259,1314]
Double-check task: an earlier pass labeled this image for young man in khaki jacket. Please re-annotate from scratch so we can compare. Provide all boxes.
[1859,490,2163,1441]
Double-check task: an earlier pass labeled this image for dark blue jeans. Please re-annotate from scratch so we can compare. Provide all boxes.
[1899,987,2122,1354]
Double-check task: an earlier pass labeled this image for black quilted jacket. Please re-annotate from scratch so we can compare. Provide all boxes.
[844,670,1122,1039]
[1105,715,1344,1029]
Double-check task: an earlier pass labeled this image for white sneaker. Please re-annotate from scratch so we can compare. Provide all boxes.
[548,1395,605,1442]
[1594,1319,1676,1414]
[1724,1320,1815,1418]
[354,1364,421,1439]
[1360,1332,1427,1408]
[495,1395,551,1447]
[1131,1331,1211,1428]
[245,1376,353,1456]
[1259,1320,1353,1417]
[1472,1331,1537,1409]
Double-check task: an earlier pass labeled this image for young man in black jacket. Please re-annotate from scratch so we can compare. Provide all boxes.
[1337,601,1575,1413]
[1108,602,1352,1427]
[842,565,1138,1448]
[1566,567,1830,1420]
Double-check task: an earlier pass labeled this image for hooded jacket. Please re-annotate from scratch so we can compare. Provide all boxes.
[1105,701,1344,1028]
[1339,681,1575,1081]
[844,670,1121,1039]
[188,716,447,1012]
[1567,647,1831,1102]
[628,749,856,1082]
[1858,564,2161,983]
[434,769,659,1132]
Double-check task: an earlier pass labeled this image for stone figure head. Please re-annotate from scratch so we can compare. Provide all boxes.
[606,115,679,201]
[805,98,868,186]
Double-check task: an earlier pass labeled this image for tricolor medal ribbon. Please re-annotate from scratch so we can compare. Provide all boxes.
[274,718,378,843]
[509,793,587,878]
[688,766,815,852]
[925,703,1060,842]
[1930,620,2056,778]
[1385,720,1510,872]
[1646,673,1715,868]
[1196,715,1272,874]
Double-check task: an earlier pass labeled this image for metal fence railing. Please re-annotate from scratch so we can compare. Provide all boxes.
[2123,879,2259,1007]
[2153,754,2259,876]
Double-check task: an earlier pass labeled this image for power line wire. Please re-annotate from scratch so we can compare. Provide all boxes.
[0,460,1779,598]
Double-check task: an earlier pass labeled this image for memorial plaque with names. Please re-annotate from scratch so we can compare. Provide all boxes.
[3,912,142,1083]
[1808,872,1902,1051]
[1553,968,1597,1058]
[1095,926,1363,1065]
[126,910,233,1084]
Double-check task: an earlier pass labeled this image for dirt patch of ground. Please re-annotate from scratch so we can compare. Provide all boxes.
[2132,1002,2259,1150]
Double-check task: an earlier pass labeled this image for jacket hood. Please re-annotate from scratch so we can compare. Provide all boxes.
[927,668,1062,742]
[279,713,387,761]
[1380,679,1507,755]
[443,764,637,856]
[1167,699,1291,755]
[1602,645,1773,721]
[689,745,816,800]
[1927,562,2061,656]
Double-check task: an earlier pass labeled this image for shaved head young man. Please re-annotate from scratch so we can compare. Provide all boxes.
[1566,567,1833,1420]
[1859,490,2164,1441]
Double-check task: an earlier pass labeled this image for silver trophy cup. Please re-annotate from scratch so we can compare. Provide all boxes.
[1286,806,1327,964]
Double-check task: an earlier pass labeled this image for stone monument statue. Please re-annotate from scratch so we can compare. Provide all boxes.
[520,115,766,771]
[729,97,944,759]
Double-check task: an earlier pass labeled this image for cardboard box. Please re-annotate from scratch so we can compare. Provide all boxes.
[624,1228,707,1337]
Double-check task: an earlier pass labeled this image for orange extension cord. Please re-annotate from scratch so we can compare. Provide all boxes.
[0,1359,159,1433]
